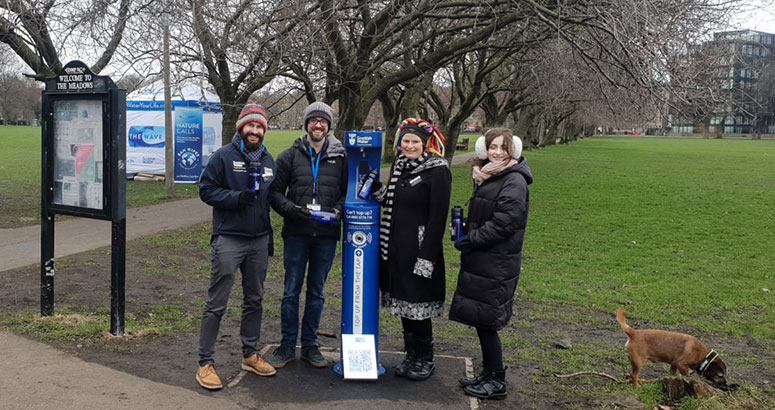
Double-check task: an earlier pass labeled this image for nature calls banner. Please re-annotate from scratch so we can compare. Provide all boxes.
[174,108,203,182]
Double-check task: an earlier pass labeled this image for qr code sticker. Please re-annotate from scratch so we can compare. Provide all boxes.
[346,348,373,373]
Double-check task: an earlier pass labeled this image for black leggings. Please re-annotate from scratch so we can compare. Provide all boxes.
[476,327,503,371]
[401,317,432,340]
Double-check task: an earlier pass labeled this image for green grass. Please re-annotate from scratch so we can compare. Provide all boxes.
[0,127,324,228]
[0,304,196,345]
[500,138,775,342]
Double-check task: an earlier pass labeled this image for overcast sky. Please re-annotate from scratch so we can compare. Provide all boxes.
[731,0,775,33]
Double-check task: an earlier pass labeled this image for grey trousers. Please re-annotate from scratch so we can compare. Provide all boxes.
[198,234,269,366]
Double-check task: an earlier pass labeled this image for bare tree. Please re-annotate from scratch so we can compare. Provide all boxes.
[0,0,133,76]
[173,0,307,143]
[292,1,529,149]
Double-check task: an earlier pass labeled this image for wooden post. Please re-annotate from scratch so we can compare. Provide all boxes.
[164,20,174,196]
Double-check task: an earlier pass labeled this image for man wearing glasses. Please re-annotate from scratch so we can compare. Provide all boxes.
[267,102,348,369]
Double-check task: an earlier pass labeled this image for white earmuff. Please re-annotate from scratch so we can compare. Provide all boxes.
[474,136,487,160]
[512,136,523,159]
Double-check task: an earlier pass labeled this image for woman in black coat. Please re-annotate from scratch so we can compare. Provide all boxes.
[372,118,451,381]
[448,127,533,400]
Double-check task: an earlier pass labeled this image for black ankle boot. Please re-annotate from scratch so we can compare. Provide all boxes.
[407,338,434,381]
[463,368,507,400]
[393,332,416,377]
[458,368,486,387]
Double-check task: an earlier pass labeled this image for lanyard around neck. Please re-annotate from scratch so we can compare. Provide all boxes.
[308,146,321,203]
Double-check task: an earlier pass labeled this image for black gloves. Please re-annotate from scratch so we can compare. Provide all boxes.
[371,180,383,193]
[332,208,342,224]
[454,235,473,252]
[293,205,311,221]
[239,189,257,206]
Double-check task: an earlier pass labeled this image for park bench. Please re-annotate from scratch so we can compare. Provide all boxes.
[456,137,469,150]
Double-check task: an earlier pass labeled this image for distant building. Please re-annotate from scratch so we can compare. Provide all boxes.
[707,30,774,134]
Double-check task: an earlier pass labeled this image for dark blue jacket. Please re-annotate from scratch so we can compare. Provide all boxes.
[199,142,276,238]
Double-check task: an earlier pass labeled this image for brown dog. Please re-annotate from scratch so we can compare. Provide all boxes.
[616,308,728,390]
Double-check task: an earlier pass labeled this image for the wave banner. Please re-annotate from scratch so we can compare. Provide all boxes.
[174,108,203,182]
[128,126,165,148]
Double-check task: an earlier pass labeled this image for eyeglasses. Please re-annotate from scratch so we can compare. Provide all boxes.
[309,118,328,125]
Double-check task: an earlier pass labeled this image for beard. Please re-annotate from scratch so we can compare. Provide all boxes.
[244,137,262,151]
[308,131,325,142]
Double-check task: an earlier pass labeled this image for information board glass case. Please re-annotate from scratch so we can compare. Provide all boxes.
[52,99,105,209]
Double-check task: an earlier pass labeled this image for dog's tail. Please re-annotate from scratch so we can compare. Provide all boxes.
[616,308,635,338]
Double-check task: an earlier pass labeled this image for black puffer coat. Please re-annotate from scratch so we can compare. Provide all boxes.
[448,159,533,330]
[269,135,348,239]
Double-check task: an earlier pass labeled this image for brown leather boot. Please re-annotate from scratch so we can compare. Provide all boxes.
[196,364,223,390]
[242,353,277,376]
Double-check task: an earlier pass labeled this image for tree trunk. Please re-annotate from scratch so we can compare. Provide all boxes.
[335,88,372,140]
[379,91,402,163]
[221,105,240,146]
[443,127,463,163]
[481,94,509,128]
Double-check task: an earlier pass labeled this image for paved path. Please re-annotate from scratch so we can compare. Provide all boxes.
[3,331,244,410]
[0,152,476,272]
[0,198,212,272]
[0,151,478,410]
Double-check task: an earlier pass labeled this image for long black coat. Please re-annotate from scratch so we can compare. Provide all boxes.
[380,160,452,312]
[448,159,533,330]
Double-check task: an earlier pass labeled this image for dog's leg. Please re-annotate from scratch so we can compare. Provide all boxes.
[675,363,690,376]
[628,358,644,387]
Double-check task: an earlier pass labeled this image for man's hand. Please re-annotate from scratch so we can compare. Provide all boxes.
[294,205,311,221]
[239,189,257,206]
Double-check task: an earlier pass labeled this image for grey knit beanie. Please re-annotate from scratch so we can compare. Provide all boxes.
[303,101,334,130]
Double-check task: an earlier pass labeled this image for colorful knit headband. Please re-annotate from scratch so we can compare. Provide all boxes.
[397,118,446,157]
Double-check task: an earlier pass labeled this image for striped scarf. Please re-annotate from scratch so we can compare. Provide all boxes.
[379,152,430,262]
[232,132,264,163]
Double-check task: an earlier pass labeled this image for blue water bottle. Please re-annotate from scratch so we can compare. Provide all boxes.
[357,169,379,200]
[451,206,464,241]
[248,162,262,192]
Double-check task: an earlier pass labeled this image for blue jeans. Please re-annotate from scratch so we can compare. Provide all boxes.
[281,236,338,349]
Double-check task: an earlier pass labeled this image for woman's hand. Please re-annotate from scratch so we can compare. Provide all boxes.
[454,235,472,252]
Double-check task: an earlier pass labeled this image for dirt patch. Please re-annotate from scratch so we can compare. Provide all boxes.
[1,223,773,409]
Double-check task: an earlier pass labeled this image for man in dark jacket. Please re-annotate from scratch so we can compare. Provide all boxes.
[266,101,348,369]
[195,102,277,390]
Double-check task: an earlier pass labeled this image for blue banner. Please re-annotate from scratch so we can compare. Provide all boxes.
[174,108,203,182]
[128,126,165,148]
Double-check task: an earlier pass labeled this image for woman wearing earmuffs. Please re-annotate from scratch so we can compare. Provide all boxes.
[371,118,451,381]
[448,128,533,400]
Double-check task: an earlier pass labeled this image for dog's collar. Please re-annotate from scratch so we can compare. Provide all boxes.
[698,350,719,374]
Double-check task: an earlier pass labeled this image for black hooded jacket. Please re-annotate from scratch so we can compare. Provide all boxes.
[448,159,533,330]
[269,135,348,239]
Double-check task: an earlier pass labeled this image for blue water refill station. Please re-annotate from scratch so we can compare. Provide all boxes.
[333,131,386,379]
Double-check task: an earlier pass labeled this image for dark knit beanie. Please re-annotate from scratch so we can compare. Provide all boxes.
[303,101,334,129]
[236,103,268,133]
[398,122,432,145]
[396,118,446,157]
